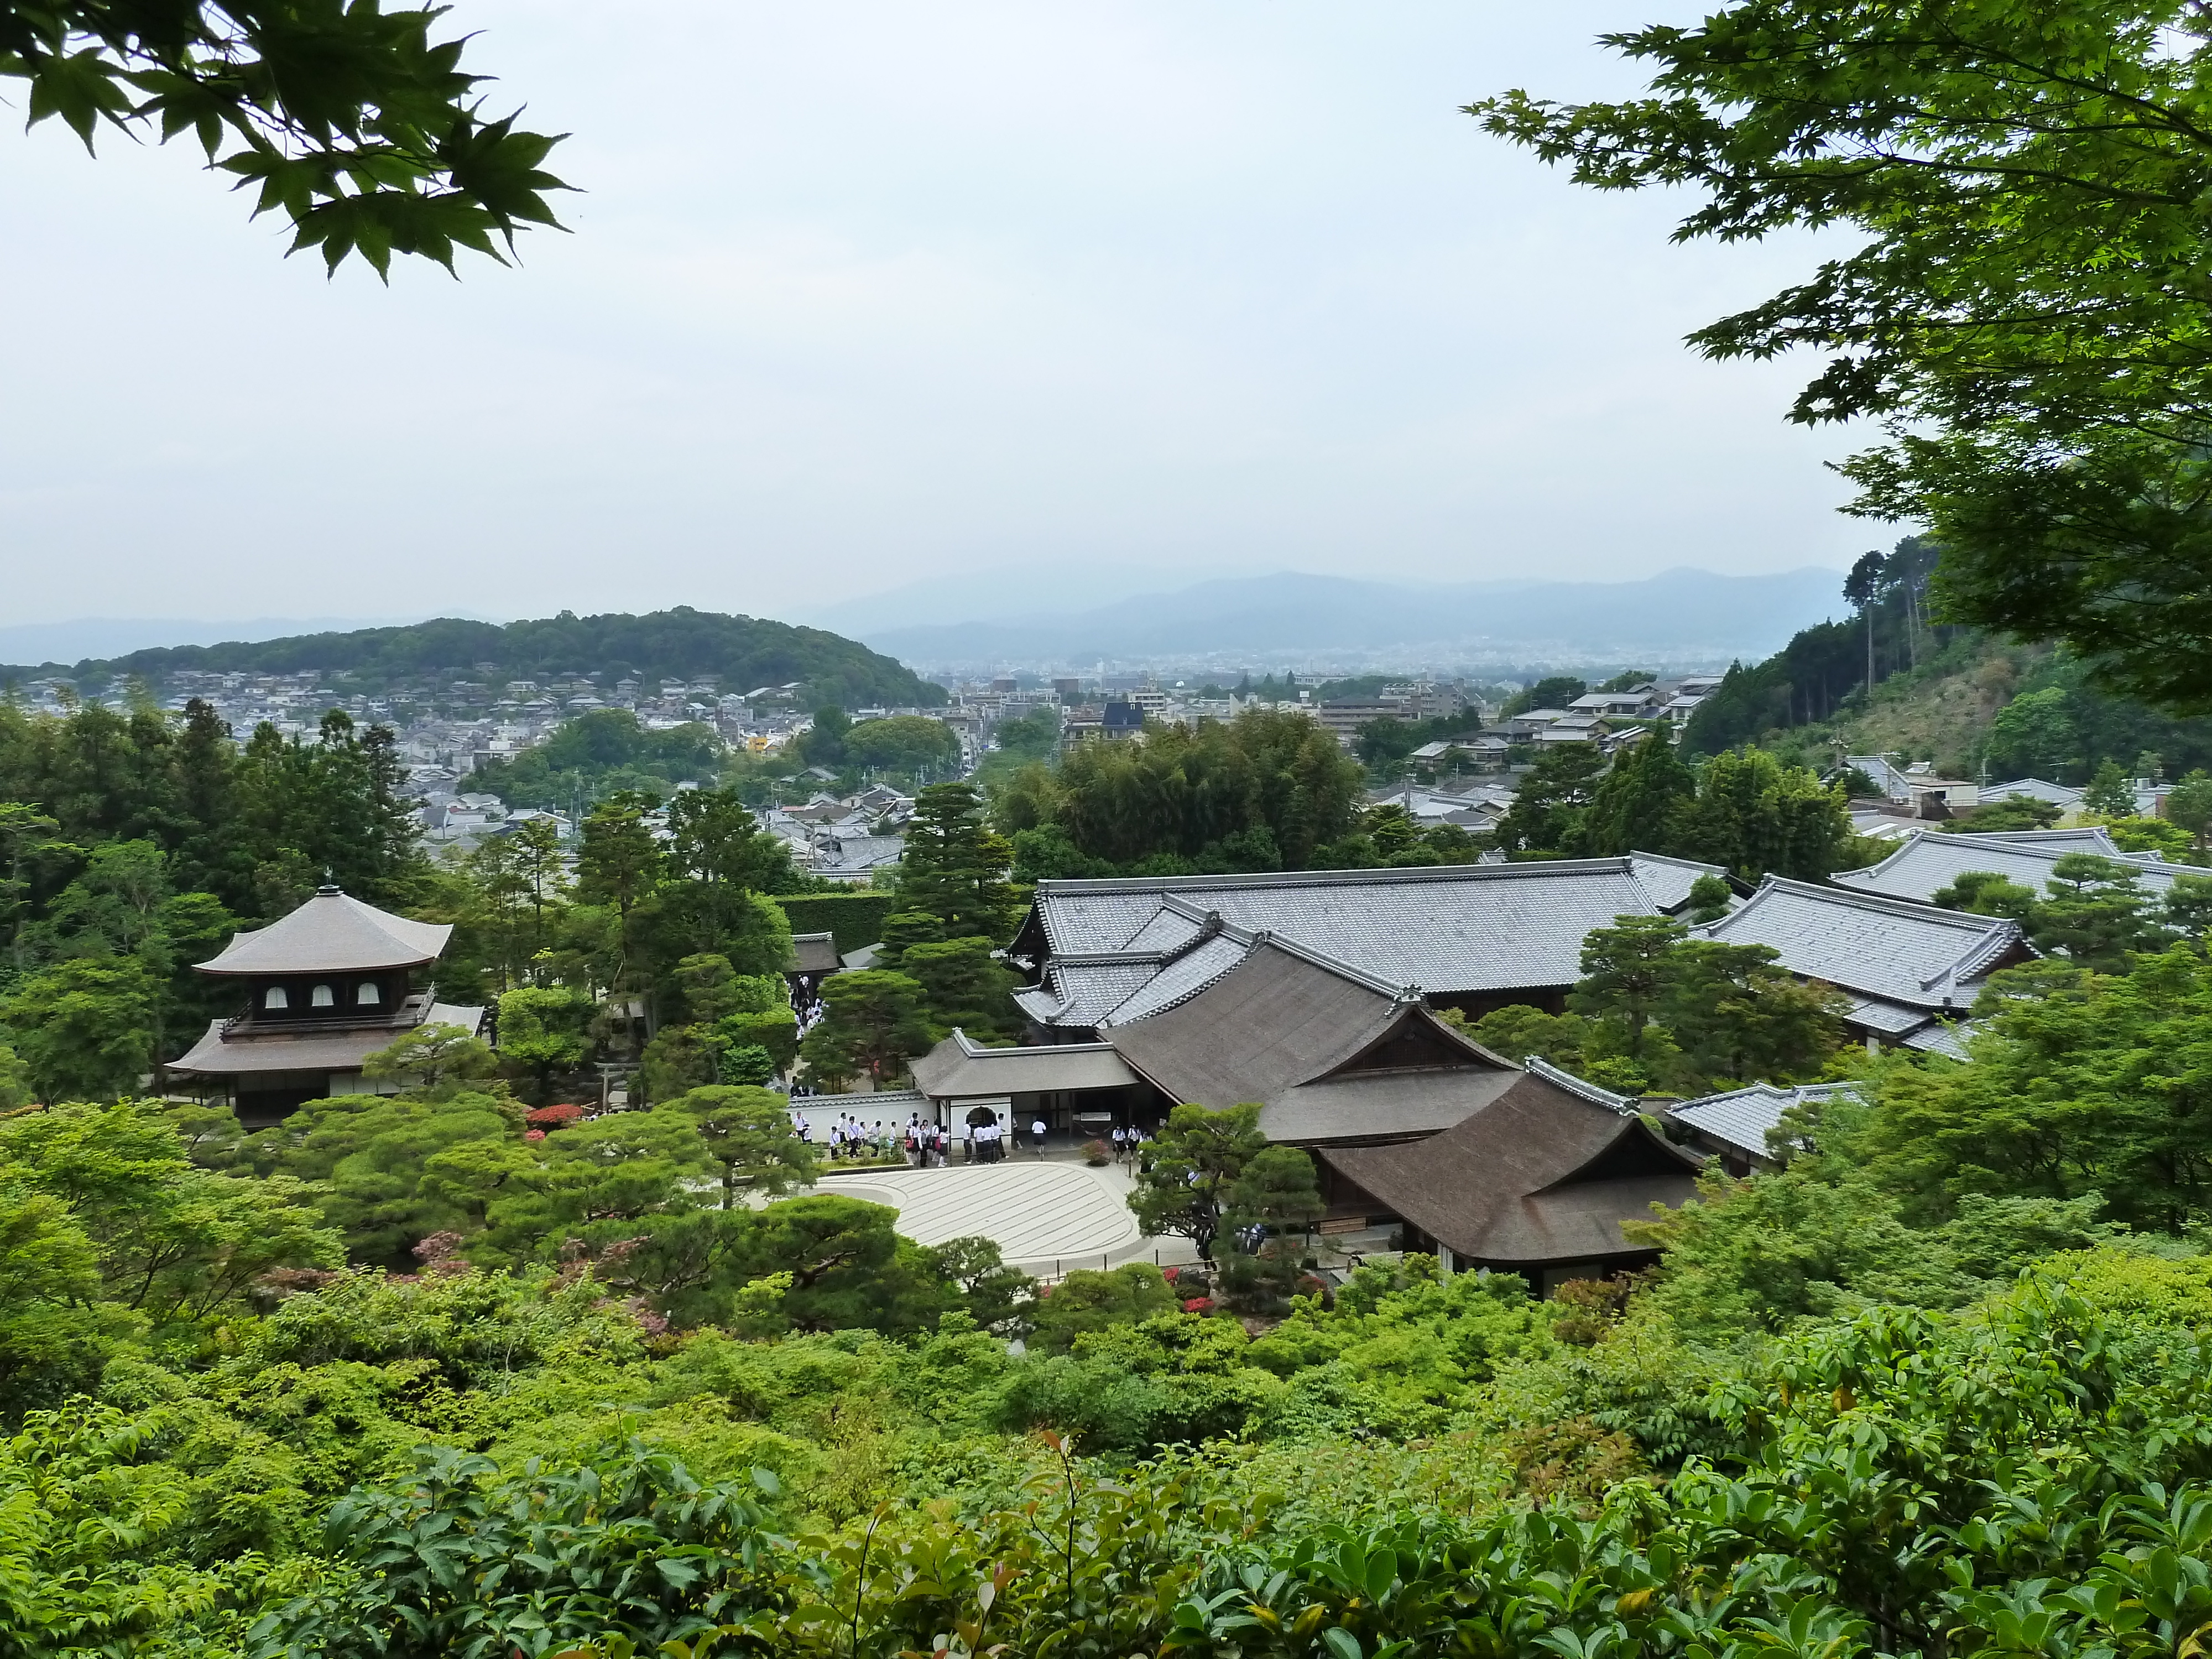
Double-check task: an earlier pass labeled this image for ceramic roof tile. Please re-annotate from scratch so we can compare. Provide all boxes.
[1119,909,1208,953]
[1667,1082,1856,1160]
[1040,962,1166,1027]
[1027,858,1725,1010]
[1830,827,2190,902]
[1696,877,2027,1009]
[1098,935,1252,1025]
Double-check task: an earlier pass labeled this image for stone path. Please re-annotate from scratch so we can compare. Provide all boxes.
[811,1159,1196,1277]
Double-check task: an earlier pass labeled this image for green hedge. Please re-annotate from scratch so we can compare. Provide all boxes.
[772,893,898,954]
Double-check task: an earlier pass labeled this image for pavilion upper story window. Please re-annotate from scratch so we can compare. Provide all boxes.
[357,982,382,1007]
[311,984,335,1009]
[263,987,288,1010]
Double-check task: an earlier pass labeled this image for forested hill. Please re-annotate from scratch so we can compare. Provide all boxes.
[1680,541,2212,781]
[6,607,947,709]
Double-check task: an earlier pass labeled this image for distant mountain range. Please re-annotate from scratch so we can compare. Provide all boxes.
[851,567,1852,673]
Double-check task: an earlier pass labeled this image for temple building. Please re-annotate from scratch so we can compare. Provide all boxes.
[904,930,1705,1286]
[166,884,485,1125]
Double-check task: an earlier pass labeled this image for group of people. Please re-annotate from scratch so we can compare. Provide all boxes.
[788,1107,1161,1169]
[790,973,828,1045]
[790,1111,902,1160]
[901,1115,952,1166]
[1109,1124,1156,1168]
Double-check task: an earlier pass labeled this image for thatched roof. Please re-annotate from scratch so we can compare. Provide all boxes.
[1103,938,1527,1145]
[1322,1082,1703,1268]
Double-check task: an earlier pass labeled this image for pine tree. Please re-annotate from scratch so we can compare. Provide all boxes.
[887,782,1019,957]
[2084,759,2137,818]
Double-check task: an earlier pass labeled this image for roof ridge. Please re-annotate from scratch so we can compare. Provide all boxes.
[1034,857,1652,896]
[1755,873,2020,931]
[1713,874,2026,1000]
[1524,1056,1638,1114]
[1098,935,1253,1026]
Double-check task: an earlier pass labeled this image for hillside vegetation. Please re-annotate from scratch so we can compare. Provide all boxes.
[8,608,945,712]
[1684,545,2212,782]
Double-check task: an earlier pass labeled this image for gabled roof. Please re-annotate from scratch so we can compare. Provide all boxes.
[909,1031,1139,1098]
[1012,855,1726,1024]
[1980,778,2084,807]
[790,932,843,974]
[1693,875,2028,1011]
[1103,940,1526,1145]
[1663,1081,1859,1163]
[1322,1082,1703,1266]
[1829,826,2195,902]
[195,887,452,976]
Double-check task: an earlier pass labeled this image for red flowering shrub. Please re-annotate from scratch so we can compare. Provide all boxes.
[524,1128,546,1142]
[525,1103,585,1128]
[1182,1296,1212,1313]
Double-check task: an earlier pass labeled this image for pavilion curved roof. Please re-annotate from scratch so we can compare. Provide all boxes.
[195,887,452,975]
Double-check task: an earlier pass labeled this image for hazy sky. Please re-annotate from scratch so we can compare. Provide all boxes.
[0,3,1877,630]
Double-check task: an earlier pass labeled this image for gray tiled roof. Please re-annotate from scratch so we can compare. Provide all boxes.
[1020,857,1725,1024]
[1980,779,2084,807]
[1667,1081,1858,1161]
[1695,877,2028,1010]
[1120,908,1208,953]
[1830,827,2192,902]
[1902,1020,1979,1061]
[1097,933,1251,1024]
[1026,961,1165,1027]
[1843,995,1935,1035]
[197,888,452,975]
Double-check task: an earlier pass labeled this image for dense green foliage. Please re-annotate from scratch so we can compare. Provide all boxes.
[0,700,424,1088]
[994,710,1376,878]
[1478,2,2212,713]
[463,711,727,808]
[4,0,568,275]
[1933,855,2212,969]
[773,894,898,957]
[14,908,2212,1656]
[1458,912,1848,1097]
[1499,739,1855,880]
[30,608,943,711]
